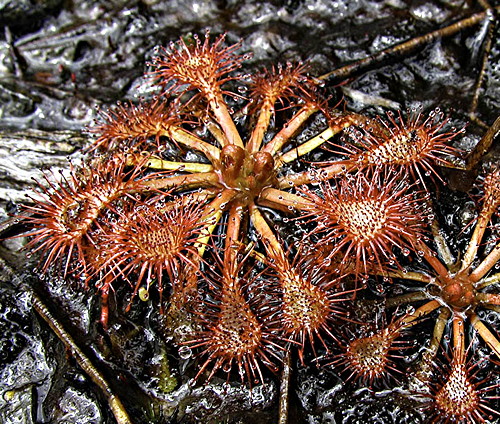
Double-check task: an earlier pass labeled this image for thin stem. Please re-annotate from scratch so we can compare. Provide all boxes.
[224,202,243,267]
[248,202,285,258]
[462,213,496,272]
[264,105,318,156]
[259,187,312,212]
[195,189,237,256]
[275,112,364,166]
[416,240,450,283]
[386,291,432,308]
[429,307,451,358]
[476,272,500,289]
[376,269,433,284]
[470,241,500,283]
[452,313,465,362]
[277,128,334,165]
[277,161,353,189]
[131,172,220,192]
[209,96,244,148]
[247,99,274,154]
[168,127,220,161]
[470,313,500,359]
[411,308,451,387]
[191,109,228,148]
[128,155,213,173]
[476,293,500,306]
[173,188,218,205]
[431,218,455,268]
[401,299,441,327]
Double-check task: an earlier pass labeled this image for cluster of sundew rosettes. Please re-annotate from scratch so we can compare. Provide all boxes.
[323,165,500,422]
[15,30,499,421]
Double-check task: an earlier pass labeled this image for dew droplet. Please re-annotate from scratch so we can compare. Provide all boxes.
[178,346,192,359]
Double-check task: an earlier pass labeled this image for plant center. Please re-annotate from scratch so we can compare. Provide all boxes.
[216,144,276,204]
[439,270,476,310]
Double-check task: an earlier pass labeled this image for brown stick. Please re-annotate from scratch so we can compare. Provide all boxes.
[278,348,292,424]
[320,10,492,82]
[468,6,496,125]
[31,291,134,424]
[466,115,500,170]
